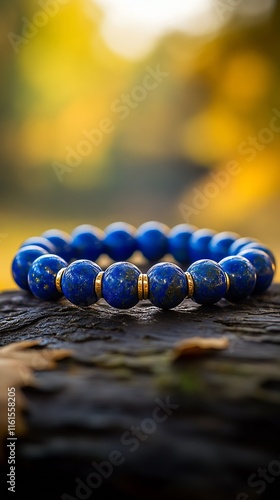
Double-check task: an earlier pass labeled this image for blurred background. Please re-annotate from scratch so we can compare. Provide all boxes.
[0,0,280,289]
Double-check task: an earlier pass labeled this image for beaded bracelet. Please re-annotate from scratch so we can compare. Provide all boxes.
[11,222,276,310]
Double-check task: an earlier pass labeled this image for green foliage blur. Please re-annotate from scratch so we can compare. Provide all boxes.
[1,0,280,288]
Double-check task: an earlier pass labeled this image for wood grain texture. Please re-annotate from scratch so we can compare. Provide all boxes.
[1,285,280,500]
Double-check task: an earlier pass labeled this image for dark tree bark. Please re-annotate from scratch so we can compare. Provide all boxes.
[1,285,280,500]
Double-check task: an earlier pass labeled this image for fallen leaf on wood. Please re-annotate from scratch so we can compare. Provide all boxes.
[0,340,72,451]
[172,337,229,361]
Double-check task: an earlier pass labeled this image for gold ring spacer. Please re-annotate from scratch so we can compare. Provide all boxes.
[138,274,144,300]
[55,267,66,294]
[95,271,104,300]
[225,272,230,293]
[185,272,194,298]
[142,274,149,300]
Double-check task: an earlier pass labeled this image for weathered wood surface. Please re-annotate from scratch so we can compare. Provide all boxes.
[1,285,280,500]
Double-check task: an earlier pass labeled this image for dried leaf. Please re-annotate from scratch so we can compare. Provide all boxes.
[0,340,72,447]
[173,336,229,360]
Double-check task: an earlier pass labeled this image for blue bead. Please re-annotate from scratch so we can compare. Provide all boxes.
[41,229,73,262]
[209,231,239,261]
[61,260,102,306]
[238,249,274,295]
[229,237,258,255]
[103,222,137,261]
[28,254,67,301]
[147,262,187,309]
[240,243,276,267]
[219,256,256,302]
[136,222,169,261]
[20,236,55,253]
[168,224,196,263]
[102,262,140,309]
[12,245,48,291]
[188,229,216,262]
[71,224,104,261]
[187,259,227,305]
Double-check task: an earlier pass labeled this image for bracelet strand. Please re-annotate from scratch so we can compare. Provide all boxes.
[12,222,276,310]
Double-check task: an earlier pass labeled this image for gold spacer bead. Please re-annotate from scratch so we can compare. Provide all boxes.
[225,272,230,293]
[138,274,144,300]
[138,274,149,300]
[55,267,66,294]
[95,271,104,300]
[185,272,194,298]
[142,274,149,300]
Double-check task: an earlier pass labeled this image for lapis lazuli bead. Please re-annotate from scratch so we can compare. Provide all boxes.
[102,262,140,309]
[238,249,274,294]
[41,229,73,263]
[219,255,256,302]
[229,237,258,255]
[61,260,102,306]
[187,259,227,305]
[28,254,67,301]
[209,231,239,262]
[147,262,187,309]
[188,228,216,262]
[136,221,169,261]
[168,224,196,263]
[71,224,104,261]
[240,242,276,267]
[20,236,55,253]
[103,222,137,261]
[12,245,48,291]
